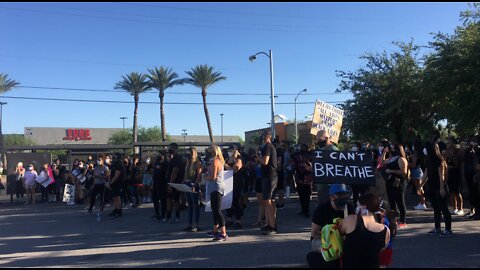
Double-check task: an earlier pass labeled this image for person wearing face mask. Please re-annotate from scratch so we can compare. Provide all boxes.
[314,130,339,206]
[87,156,110,214]
[306,184,355,268]
[166,143,185,223]
[24,164,38,205]
[382,143,409,229]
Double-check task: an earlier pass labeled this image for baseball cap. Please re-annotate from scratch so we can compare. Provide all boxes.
[329,184,349,196]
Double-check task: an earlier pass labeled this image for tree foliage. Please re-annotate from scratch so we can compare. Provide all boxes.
[108,126,171,145]
[337,5,480,142]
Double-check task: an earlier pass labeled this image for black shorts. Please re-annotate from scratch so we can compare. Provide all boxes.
[255,178,263,194]
[168,189,181,201]
[262,176,278,201]
[447,168,462,193]
[110,183,121,197]
[276,171,285,190]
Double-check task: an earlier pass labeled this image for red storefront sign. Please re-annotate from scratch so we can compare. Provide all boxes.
[63,129,92,141]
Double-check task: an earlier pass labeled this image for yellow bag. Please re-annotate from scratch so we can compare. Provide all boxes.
[320,217,344,262]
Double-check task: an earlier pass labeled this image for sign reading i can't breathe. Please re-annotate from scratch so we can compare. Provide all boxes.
[313,150,376,186]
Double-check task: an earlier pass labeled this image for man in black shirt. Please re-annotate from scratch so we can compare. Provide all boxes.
[256,130,278,235]
[307,184,355,268]
[166,143,185,222]
[106,153,124,218]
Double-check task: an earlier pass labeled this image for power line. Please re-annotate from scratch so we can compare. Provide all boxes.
[17,85,346,96]
[20,3,352,31]
[116,2,393,22]
[0,6,416,35]
[0,54,338,72]
[0,95,344,105]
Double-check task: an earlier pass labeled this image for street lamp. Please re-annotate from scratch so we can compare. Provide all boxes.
[294,89,307,144]
[220,113,224,143]
[120,117,127,129]
[249,50,276,139]
[181,129,187,143]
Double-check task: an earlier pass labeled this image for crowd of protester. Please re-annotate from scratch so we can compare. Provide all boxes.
[11,129,480,266]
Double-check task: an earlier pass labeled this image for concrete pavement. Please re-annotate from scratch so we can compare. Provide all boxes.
[0,189,479,268]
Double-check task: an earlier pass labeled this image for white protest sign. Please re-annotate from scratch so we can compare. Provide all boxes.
[205,170,233,212]
[35,171,53,188]
[310,100,344,143]
[63,184,76,204]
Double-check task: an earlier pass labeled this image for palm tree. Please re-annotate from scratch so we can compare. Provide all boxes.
[0,73,20,168]
[185,65,226,143]
[147,67,186,142]
[114,72,151,144]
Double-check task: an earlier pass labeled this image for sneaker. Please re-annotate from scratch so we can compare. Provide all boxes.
[440,229,453,237]
[450,209,458,215]
[398,223,408,229]
[191,226,199,232]
[456,210,465,216]
[161,218,168,223]
[206,231,217,237]
[213,234,228,241]
[413,203,427,210]
[427,229,442,235]
[183,225,193,232]
[262,227,277,235]
[261,225,270,231]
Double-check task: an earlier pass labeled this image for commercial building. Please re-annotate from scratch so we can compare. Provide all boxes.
[244,121,314,149]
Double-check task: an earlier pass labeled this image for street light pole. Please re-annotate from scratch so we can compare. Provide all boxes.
[0,102,6,167]
[120,117,127,129]
[220,113,224,143]
[182,129,187,143]
[294,89,307,144]
[249,50,276,139]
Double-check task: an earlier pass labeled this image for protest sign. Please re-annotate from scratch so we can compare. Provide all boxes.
[36,171,53,188]
[168,183,197,193]
[310,100,344,143]
[313,150,376,186]
[63,183,76,204]
[205,170,233,212]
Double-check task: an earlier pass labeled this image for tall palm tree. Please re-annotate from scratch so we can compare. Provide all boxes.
[0,73,20,166]
[185,65,226,143]
[114,72,151,144]
[147,67,186,142]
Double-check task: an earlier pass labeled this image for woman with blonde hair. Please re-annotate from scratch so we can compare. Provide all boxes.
[183,147,203,232]
[24,164,38,205]
[206,145,228,241]
[15,162,26,200]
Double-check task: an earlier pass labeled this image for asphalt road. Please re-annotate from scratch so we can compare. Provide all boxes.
[0,189,479,268]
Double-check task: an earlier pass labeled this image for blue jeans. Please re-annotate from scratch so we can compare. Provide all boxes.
[187,192,200,225]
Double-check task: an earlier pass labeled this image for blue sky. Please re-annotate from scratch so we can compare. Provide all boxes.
[0,2,469,138]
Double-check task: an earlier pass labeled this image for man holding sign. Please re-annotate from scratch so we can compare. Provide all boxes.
[315,130,339,205]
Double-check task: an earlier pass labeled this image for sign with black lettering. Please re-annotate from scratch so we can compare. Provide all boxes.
[313,150,375,186]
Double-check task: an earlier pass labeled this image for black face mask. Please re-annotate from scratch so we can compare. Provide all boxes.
[317,140,327,148]
[333,198,348,210]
